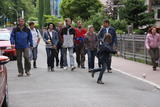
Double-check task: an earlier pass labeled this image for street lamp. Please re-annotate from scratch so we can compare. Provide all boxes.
[9,7,19,22]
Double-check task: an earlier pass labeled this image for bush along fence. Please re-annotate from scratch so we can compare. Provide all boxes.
[117,34,152,64]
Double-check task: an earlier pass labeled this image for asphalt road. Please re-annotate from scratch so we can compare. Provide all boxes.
[7,42,160,107]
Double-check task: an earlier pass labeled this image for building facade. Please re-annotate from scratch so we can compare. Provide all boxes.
[50,0,61,17]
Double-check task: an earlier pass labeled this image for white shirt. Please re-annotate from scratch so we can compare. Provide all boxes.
[30,28,41,47]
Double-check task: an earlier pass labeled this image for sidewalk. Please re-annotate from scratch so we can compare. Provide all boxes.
[112,56,160,87]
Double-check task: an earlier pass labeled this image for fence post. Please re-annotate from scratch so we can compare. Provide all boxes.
[144,35,148,64]
[133,36,136,61]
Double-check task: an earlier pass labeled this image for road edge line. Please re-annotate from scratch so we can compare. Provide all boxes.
[113,67,160,89]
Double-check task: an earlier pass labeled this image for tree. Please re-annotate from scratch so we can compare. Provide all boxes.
[60,0,102,20]
[119,0,156,29]
[38,0,44,28]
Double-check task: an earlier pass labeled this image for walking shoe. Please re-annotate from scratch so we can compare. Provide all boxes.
[33,61,37,68]
[81,66,85,69]
[25,72,31,76]
[18,73,23,77]
[108,70,112,73]
[97,80,104,84]
[51,68,55,72]
[153,67,156,71]
[48,67,51,72]
[91,71,95,78]
[88,69,92,73]
[71,66,76,71]
[63,67,68,70]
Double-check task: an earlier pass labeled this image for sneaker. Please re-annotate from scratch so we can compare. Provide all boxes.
[51,68,55,72]
[64,67,68,70]
[153,67,156,71]
[97,80,104,84]
[18,73,23,77]
[71,66,76,71]
[81,66,85,69]
[108,70,112,73]
[88,69,92,73]
[48,67,51,72]
[26,72,31,76]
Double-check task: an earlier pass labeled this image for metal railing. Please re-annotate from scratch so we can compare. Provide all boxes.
[117,34,151,64]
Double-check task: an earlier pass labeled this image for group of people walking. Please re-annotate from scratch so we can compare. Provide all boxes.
[10,17,118,84]
[10,17,160,84]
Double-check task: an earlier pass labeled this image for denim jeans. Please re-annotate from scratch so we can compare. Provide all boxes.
[87,50,97,69]
[92,61,108,81]
[32,47,38,61]
[62,47,75,67]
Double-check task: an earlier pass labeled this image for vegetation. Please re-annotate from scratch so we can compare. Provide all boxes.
[60,0,102,20]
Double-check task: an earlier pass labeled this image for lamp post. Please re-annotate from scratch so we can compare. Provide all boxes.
[9,7,19,22]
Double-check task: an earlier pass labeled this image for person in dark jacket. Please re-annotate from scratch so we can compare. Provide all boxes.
[89,34,117,84]
[60,18,76,71]
[10,18,33,77]
[57,22,64,68]
[98,19,118,73]
[43,23,59,72]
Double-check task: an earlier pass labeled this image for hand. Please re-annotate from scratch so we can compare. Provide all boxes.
[30,46,33,50]
[11,45,15,49]
[47,40,51,44]
[117,51,120,56]
[147,47,150,50]
[52,45,57,49]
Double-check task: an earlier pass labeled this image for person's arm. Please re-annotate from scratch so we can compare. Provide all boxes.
[28,30,33,47]
[98,28,104,42]
[43,32,49,44]
[10,29,15,45]
[54,32,59,46]
[37,30,41,45]
[113,28,118,49]
[145,34,150,50]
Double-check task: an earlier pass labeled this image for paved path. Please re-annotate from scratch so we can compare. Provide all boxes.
[7,41,160,107]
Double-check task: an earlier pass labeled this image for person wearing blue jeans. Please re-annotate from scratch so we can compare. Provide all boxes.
[84,25,98,72]
[61,18,76,71]
[87,50,97,70]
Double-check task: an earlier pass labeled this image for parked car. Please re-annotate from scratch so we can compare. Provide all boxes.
[0,29,16,60]
[0,56,9,107]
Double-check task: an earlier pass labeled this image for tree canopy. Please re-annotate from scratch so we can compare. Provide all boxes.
[60,0,102,20]
[119,0,156,29]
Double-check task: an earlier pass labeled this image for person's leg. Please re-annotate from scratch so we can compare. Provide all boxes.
[87,50,92,70]
[60,48,64,68]
[68,47,75,67]
[24,48,31,75]
[55,48,59,67]
[80,45,85,68]
[46,48,51,68]
[50,49,55,71]
[155,48,159,66]
[32,47,38,68]
[75,45,81,67]
[149,48,157,70]
[92,50,97,69]
[16,49,24,76]
[97,62,107,83]
[107,53,112,72]
[62,48,68,67]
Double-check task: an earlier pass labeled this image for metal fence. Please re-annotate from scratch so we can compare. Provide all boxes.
[117,34,151,64]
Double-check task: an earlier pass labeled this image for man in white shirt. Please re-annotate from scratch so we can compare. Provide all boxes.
[29,22,41,68]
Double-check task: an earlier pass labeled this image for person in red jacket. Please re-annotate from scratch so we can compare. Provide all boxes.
[75,21,87,68]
